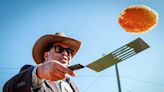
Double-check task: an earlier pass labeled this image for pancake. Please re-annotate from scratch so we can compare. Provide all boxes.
[118,5,158,33]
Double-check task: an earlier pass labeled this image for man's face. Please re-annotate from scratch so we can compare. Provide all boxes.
[44,43,74,66]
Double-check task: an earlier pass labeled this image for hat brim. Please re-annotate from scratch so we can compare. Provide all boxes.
[32,34,81,64]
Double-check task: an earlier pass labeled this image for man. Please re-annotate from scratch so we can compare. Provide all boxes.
[3,32,81,92]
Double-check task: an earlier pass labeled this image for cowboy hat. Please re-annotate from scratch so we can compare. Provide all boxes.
[32,32,81,64]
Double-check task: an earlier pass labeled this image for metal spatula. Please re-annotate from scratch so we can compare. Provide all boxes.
[86,38,150,72]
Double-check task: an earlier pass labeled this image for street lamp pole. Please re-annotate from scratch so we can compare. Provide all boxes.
[115,63,122,92]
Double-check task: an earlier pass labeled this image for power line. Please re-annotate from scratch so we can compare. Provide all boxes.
[76,74,164,87]
[0,68,20,69]
[120,75,164,87]
[83,70,109,92]
[0,69,164,87]
[0,72,16,75]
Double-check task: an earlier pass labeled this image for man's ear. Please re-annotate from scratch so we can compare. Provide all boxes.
[44,51,49,62]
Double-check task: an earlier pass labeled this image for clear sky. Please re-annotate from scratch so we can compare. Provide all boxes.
[0,0,164,92]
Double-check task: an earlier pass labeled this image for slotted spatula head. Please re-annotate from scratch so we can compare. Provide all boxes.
[87,38,150,72]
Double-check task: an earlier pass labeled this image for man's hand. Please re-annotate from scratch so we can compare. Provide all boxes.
[36,60,75,81]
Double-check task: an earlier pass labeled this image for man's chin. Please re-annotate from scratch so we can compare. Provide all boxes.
[60,60,69,65]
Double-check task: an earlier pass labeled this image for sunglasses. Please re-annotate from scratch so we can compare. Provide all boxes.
[53,45,74,56]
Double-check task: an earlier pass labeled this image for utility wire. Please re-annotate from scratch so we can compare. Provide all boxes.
[0,69,164,87]
[120,75,164,87]
[0,68,20,69]
[0,72,16,75]
[83,70,109,92]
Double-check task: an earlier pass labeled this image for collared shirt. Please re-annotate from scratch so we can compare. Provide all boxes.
[32,65,79,92]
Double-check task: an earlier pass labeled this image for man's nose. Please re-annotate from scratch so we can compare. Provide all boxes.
[62,50,68,56]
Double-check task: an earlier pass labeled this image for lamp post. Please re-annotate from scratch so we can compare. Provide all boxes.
[115,63,122,92]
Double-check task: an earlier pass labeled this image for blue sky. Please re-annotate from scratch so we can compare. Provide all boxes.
[0,0,164,92]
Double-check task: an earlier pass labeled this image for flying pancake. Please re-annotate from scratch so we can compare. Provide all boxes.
[118,5,158,34]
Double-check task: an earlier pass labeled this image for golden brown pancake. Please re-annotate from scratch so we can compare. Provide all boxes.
[118,5,158,33]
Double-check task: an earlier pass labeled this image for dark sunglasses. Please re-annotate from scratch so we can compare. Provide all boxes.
[53,45,74,56]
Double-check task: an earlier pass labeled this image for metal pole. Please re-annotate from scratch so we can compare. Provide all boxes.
[115,63,122,92]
